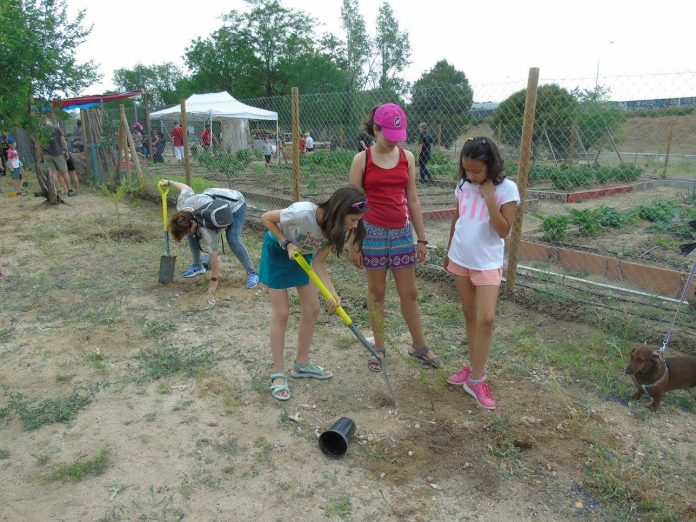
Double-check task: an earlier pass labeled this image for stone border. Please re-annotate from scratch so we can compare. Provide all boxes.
[527,180,657,203]
[518,240,690,298]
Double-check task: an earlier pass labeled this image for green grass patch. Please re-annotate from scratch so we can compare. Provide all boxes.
[141,317,177,338]
[137,345,216,381]
[0,449,9,459]
[9,390,93,431]
[323,496,352,519]
[44,448,109,482]
[499,326,632,399]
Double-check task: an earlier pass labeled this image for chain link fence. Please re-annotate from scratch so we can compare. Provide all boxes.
[75,71,696,348]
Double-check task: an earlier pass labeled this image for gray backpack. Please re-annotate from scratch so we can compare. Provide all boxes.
[193,199,233,229]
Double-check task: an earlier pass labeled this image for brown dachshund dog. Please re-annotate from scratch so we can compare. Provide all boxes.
[625,345,696,410]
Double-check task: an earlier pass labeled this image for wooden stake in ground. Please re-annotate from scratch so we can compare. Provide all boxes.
[180,98,191,186]
[143,89,153,166]
[662,125,673,179]
[291,87,301,202]
[506,67,540,296]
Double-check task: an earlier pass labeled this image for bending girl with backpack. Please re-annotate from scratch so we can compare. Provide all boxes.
[259,186,367,401]
[161,179,259,294]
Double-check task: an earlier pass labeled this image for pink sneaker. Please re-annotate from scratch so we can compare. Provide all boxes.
[463,378,496,410]
[447,366,471,385]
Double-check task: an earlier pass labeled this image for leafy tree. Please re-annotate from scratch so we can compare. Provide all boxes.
[185,0,325,98]
[409,60,473,148]
[0,0,99,127]
[374,2,410,95]
[489,84,579,157]
[0,0,99,204]
[185,24,264,98]
[340,0,371,92]
[112,63,188,110]
[571,85,624,152]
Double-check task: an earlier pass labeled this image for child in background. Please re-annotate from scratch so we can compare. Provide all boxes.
[444,137,520,410]
[259,186,367,401]
[6,138,24,194]
[263,136,274,165]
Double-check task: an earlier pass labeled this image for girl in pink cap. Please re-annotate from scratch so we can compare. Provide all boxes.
[348,103,440,371]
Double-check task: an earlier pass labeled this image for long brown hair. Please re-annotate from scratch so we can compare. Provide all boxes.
[458,136,506,187]
[317,186,367,256]
[169,211,195,242]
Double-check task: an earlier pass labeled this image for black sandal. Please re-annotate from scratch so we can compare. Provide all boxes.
[408,346,442,368]
[367,348,386,373]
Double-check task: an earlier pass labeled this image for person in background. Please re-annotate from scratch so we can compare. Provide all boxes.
[72,119,84,154]
[304,131,314,152]
[263,136,274,165]
[1,132,10,174]
[348,103,441,372]
[444,137,520,410]
[356,130,373,152]
[199,123,219,152]
[5,138,24,194]
[170,122,184,162]
[62,152,80,196]
[41,117,71,197]
[152,130,166,163]
[418,122,435,183]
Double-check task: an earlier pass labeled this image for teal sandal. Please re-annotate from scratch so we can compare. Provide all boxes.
[368,348,386,373]
[270,372,290,401]
[290,362,333,380]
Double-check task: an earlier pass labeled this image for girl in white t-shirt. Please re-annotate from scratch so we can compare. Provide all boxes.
[259,186,368,401]
[444,137,520,410]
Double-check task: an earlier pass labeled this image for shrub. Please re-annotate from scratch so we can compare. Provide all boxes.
[636,199,681,222]
[595,206,634,228]
[549,166,593,190]
[539,214,570,241]
[613,164,643,182]
[567,208,604,236]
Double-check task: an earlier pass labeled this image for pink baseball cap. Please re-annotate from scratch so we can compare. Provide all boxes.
[374,103,407,142]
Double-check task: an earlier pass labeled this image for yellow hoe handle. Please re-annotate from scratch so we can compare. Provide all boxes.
[157,181,170,232]
[292,251,352,326]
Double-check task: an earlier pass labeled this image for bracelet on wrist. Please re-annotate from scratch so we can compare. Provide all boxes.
[417,240,428,245]
[210,277,219,282]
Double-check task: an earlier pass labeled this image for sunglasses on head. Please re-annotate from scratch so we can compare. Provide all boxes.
[350,200,369,212]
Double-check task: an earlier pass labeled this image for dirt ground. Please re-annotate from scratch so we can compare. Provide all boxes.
[1,189,695,521]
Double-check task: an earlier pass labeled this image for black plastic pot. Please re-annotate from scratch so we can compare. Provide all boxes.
[318,417,356,458]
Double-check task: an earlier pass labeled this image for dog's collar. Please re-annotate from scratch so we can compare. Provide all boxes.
[632,362,669,398]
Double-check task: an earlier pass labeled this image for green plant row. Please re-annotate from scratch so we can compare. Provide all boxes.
[525,164,645,190]
[536,198,692,242]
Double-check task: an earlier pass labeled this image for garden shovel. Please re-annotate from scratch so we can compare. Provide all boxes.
[157,181,176,284]
[292,252,398,405]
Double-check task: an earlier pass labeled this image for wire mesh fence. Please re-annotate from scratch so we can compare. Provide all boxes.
[74,70,696,347]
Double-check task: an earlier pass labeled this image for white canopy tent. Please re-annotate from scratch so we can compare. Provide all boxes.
[150,91,278,153]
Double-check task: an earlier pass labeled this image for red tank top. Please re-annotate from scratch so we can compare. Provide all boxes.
[363,146,410,228]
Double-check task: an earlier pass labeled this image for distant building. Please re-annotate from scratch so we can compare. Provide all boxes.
[470,101,499,119]
[615,96,696,111]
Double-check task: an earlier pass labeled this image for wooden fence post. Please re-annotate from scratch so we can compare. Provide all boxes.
[662,125,673,179]
[567,123,577,165]
[180,98,191,186]
[505,67,540,296]
[143,89,153,165]
[291,87,301,202]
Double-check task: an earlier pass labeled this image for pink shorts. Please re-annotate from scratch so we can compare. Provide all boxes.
[446,259,503,286]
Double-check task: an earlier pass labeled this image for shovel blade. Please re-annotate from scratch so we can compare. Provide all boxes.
[159,255,177,284]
